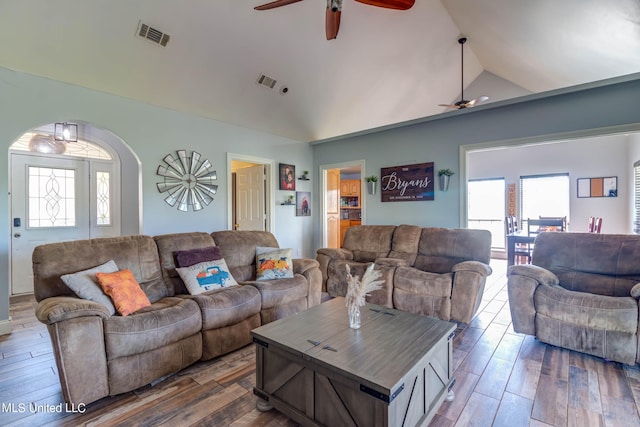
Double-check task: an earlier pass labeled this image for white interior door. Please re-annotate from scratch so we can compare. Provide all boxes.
[235,164,266,231]
[10,154,90,295]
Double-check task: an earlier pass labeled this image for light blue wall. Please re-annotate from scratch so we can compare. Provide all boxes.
[312,75,640,250]
[2,66,639,330]
[0,67,313,326]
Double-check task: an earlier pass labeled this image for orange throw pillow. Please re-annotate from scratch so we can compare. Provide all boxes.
[96,269,151,316]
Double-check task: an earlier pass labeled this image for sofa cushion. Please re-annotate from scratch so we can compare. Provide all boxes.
[176,259,239,294]
[534,284,638,334]
[256,247,294,280]
[175,246,222,268]
[154,232,219,296]
[393,267,453,320]
[104,297,202,360]
[212,230,279,269]
[533,232,640,297]
[414,228,491,273]
[245,275,309,309]
[96,269,152,316]
[343,225,396,262]
[33,235,168,303]
[387,224,422,266]
[191,285,262,330]
[60,260,119,315]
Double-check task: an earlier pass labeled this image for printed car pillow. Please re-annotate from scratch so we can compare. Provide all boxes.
[176,258,239,294]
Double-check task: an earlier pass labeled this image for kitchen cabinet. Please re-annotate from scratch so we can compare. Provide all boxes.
[340,180,361,197]
[339,180,361,208]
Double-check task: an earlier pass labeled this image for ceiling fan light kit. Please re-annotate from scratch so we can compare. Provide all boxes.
[438,36,489,110]
[254,0,414,40]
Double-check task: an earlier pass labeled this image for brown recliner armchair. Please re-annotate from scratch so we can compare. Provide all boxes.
[507,232,640,365]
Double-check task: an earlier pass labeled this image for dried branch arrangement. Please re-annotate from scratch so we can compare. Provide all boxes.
[345,263,384,308]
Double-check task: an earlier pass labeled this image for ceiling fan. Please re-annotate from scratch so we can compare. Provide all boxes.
[439,36,489,110]
[254,0,415,40]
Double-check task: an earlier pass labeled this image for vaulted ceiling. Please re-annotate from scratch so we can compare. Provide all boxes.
[1,0,638,142]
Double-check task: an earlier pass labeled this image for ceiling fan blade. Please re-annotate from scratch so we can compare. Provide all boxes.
[438,103,459,109]
[466,96,489,107]
[325,9,341,40]
[354,0,414,10]
[254,0,304,11]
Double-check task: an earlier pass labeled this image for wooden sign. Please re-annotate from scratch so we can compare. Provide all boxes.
[507,183,516,216]
[381,162,434,202]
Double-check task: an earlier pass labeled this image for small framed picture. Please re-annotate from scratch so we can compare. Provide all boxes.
[296,191,310,216]
[279,163,295,191]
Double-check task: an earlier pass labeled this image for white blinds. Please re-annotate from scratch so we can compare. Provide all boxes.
[634,161,640,234]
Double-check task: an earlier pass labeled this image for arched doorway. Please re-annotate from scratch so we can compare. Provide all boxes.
[8,122,139,295]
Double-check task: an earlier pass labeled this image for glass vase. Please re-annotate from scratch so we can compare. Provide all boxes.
[348,304,361,329]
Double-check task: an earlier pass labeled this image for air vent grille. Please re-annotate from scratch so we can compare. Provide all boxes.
[257,74,277,89]
[137,21,170,47]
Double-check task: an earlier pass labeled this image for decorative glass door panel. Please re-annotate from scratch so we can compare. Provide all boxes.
[28,166,77,228]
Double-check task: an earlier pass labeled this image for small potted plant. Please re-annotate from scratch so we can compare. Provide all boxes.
[438,169,455,191]
[301,170,309,180]
[365,175,378,195]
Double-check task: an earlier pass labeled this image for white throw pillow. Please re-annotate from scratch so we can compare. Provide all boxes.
[256,246,294,280]
[60,260,119,315]
[176,258,239,294]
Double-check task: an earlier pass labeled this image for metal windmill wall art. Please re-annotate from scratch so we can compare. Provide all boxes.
[156,149,218,212]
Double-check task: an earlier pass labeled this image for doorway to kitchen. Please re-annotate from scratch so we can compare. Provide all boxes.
[320,160,364,248]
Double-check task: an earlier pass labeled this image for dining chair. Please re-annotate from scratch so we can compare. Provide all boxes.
[588,216,595,232]
[593,217,603,233]
[538,216,567,231]
[505,216,531,264]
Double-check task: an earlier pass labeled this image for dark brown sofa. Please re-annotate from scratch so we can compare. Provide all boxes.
[507,232,640,365]
[316,224,492,323]
[33,230,321,405]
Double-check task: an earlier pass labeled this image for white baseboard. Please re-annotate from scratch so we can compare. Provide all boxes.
[0,318,13,336]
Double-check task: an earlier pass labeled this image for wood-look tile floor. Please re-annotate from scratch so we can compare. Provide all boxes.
[2,260,640,426]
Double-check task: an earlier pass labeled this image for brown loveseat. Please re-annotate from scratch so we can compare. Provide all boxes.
[316,224,492,323]
[33,230,321,405]
[508,232,640,365]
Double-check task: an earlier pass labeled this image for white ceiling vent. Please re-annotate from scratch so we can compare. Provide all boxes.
[256,74,277,89]
[137,21,170,47]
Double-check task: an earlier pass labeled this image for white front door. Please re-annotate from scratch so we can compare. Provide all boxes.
[236,164,266,231]
[10,154,90,295]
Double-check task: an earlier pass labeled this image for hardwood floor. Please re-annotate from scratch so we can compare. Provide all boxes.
[2,260,640,426]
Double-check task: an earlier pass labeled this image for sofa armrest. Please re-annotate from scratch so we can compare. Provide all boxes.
[36,298,110,405]
[316,248,354,261]
[293,259,322,307]
[452,260,492,277]
[293,258,320,275]
[506,264,559,335]
[507,264,559,286]
[36,296,111,325]
[316,248,354,293]
[630,283,640,298]
[375,257,409,268]
[450,262,492,324]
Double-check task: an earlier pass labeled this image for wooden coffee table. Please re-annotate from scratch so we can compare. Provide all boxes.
[252,297,456,427]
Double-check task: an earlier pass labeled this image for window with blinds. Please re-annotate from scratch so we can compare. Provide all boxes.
[634,161,640,234]
[519,173,570,228]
